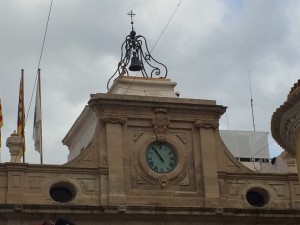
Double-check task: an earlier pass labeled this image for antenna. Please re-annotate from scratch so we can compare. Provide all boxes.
[247,67,256,132]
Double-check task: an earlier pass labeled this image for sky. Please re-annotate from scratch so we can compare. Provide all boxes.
[0,0,299,164]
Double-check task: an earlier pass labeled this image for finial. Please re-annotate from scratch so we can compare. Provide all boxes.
[7,131,24,163]
[127,10,136,31]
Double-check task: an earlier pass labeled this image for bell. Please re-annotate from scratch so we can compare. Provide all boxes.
[129,56,143,71]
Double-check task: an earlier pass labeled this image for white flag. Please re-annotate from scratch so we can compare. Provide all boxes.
[33,70,42,154]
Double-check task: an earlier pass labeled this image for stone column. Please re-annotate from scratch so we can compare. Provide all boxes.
[195,119,220,207]
[6,131,24,163]
[102,114,127,205]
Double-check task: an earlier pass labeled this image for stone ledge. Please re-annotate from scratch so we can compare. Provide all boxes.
[1,204,300,223]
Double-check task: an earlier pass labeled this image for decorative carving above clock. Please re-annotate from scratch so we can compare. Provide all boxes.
[151,108,169,142]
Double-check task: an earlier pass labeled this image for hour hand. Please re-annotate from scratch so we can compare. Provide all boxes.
[153,148,164,162]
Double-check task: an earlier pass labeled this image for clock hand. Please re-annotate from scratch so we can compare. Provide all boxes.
[152,148,164,162]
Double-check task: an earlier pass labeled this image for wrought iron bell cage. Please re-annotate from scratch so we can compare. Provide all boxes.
[107,12,168,90]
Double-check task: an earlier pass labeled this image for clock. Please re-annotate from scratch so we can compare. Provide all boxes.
[145,142,177,173]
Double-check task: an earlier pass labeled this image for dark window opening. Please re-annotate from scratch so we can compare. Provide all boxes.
[246,187,269,207]
[49,183,75,203]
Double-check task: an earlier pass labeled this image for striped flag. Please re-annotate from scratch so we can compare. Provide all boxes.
[17,70,25,160]
[0,99,3,148]
[33,69,43,163]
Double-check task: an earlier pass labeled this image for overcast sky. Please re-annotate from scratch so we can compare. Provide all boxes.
[0,0,299,164]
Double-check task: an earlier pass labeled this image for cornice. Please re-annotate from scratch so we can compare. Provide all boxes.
[288,79,300,100]
[218,171,298,181]
[0,163,108,174]
[271,79,300,154]
[1,204,300,222]
[89,93,226,117]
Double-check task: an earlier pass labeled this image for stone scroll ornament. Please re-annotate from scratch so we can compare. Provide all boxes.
[194,119,219,129]
[151,109,170,142]
[101,114,127,124]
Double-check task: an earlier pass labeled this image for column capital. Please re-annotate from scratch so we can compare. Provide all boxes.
[101,114,127,124]
[195,119,219,129]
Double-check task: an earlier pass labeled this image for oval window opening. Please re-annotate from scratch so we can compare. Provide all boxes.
[246,187,269,207]
[50,182,75,203]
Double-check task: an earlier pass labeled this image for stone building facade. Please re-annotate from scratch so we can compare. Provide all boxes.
[0,77,300,224]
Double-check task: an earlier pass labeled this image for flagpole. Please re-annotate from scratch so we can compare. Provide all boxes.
[39,69,43,164]
[16,69,26,163]
[21,69,25,163]
[33,68,43,164]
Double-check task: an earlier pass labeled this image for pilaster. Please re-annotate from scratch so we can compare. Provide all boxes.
[195,119,220,207]
[102,114,127,205]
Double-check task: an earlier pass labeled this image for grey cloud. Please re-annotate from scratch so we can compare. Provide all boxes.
[0,0,299,164]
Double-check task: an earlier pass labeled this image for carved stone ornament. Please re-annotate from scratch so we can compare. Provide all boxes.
[195,119,219,129]
[136,174,148,184]
[158,174,169,188]
[101,114,127,124]
[179,173,190,186]
[133,131,144,142]
[151,109,169,142]
[176,133,186,144]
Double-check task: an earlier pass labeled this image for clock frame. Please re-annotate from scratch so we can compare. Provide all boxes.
[145,142,177,173]
[137,135,184,181]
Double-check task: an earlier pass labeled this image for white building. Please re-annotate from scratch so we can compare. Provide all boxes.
[220,130,270,171]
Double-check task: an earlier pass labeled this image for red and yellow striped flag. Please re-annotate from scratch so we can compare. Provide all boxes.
[0,99,3,148]
[17,70,25,158]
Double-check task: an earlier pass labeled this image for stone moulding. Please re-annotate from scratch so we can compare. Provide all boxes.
[2,204,300,222]
[194,119,219,129]
[288,79,300,100]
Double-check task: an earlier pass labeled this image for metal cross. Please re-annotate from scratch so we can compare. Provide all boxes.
[127,10,136,25]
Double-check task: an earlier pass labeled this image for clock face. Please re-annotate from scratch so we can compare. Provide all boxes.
[145,142,177,173]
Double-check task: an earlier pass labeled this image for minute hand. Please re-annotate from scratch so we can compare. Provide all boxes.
[153,148,164,162]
